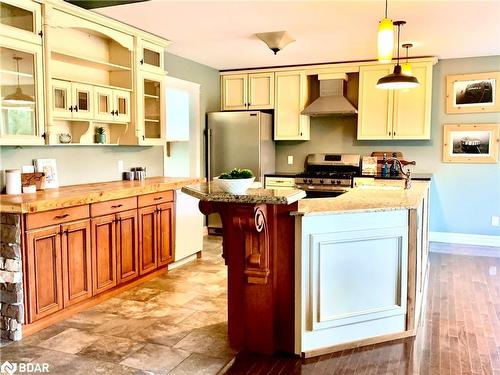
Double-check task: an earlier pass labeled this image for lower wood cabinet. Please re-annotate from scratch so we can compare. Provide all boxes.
[157,202,174,266]
[138,201,174,274]
[138,205,159,275]
[61,219,92,307]
[91,214,117,295]
[116,209,139,284]
[26,226,64,322]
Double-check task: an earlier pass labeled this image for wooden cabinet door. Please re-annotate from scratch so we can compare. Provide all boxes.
[91,214,117,295]
[113,89,131,123]
[157,202,174,267]
[72,82,94,120]
[116,209,139,284]
[274,71,310,140]
[94,86,114,122]
[248,72,274,109]
[0,0,42,45]
[392,63,432,140]
[26,225,63,322]
[221,74,247,110]
[357,65,394,140]
[61,219,92,307]
[138,205,158,275]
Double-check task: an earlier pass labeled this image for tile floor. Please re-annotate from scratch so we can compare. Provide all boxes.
[1,236,234,375]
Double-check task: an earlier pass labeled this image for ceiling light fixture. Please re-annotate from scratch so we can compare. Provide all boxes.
[377,0,394,63]
[376,21,420,90]
[256,31,295,55]
[2,56,35,105]
[401,43,413,76]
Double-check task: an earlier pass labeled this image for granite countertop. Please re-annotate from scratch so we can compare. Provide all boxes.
[294,180,430,216]
[182,183,306,205]
[359,173,433,181]
[0,177,203,214]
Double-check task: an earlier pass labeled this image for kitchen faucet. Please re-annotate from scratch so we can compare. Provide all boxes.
[390,158,415,190]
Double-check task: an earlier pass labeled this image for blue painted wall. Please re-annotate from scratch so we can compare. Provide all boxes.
[276,56,500,236]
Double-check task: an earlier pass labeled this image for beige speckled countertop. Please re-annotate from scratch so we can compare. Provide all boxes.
[182,183,306,205]
[294,181,430,216]
[0,177,203,213]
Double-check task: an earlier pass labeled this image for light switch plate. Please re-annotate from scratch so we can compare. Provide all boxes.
[287,155,293,165]
[492,216,499,227]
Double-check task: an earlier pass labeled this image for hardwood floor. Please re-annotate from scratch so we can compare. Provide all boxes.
[224,250,500,375]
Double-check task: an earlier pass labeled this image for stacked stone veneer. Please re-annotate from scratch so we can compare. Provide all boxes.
[0,213,23,341]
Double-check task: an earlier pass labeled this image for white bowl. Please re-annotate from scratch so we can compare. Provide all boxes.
[213,177,255,194]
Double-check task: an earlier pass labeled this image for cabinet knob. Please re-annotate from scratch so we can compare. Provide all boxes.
[74,106,78,112]
[69,106,73,112]
[140,59,144,65]
[388,131,391,136]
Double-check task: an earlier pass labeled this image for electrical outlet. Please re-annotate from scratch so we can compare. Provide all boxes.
[491,216,499,227]
[117,160,124,173]
[287,155,294,165]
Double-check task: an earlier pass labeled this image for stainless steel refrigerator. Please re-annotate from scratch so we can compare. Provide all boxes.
[207,111,275,232]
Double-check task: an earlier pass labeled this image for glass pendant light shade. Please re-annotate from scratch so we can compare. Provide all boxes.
[377,21,420,90]
[377,18,394,63]
[401,43,413,76]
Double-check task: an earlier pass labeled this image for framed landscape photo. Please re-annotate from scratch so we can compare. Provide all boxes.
[446,72,500,114]
[443,124,499,163]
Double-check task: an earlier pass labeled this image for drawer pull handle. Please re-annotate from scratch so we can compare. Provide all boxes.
[154,197,163,201]
[55,213,69,219]
[111,204,123,209]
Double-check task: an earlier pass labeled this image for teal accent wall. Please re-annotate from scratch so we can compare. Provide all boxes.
[275,56,500,236]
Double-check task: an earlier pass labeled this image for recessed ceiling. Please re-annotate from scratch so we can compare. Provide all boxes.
[96,1,500,70]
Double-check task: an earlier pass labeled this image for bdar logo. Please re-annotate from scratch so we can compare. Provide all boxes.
[0,361,17,375]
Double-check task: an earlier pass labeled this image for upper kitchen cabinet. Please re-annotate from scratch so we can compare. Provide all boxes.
[0,38,45,145]
[221,72,274,110]
[138,38,164,73]
[357,61,433,140]
[138,72,166,145]
[274,70,310,141]
[0,0,42,45]
[45,9,135,145]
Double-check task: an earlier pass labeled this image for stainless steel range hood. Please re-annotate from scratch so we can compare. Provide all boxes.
[301,73,357,116]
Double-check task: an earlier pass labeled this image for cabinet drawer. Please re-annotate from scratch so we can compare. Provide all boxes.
[26,205,89,230]
[90,197,137,217]
[138,191,174,208]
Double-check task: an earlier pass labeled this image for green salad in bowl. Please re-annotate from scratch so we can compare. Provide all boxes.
[214,169,255,194]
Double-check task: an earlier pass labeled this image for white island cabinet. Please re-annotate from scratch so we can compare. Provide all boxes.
[294,181,430,356]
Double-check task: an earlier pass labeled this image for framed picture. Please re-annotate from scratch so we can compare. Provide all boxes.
[34,159,59,188]
[446,72,500,114]
[443,124,499,163]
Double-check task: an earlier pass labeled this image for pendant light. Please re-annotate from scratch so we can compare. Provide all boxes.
[376,21,420,90]
[377,0,394,63]
[401,43,413,76]
[2,56,35,105]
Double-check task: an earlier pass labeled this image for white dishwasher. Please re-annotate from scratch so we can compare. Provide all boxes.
[174,189,204,262]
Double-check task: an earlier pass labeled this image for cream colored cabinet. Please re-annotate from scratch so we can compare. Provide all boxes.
[357,62,433,140]
[138,72,165,145]
[274,71,310,141]
[0,0,42,45]
[0,38,45,145]
[94,87,130,123]
[51,80,93,120]
[221,72,274,110]
[139,39,164,73]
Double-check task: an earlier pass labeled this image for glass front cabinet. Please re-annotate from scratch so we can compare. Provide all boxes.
[0,0,43,45]
[0,39,45,145]
[140,73,165,144]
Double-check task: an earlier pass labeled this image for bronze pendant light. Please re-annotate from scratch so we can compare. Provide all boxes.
[376,21,420,89]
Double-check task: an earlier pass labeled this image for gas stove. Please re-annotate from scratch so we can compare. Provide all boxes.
[294,153,361,198]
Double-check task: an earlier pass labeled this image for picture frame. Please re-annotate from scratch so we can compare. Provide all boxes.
[443,124,499,163]
[446,71,500,114]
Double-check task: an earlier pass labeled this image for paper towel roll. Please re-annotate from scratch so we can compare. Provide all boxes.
[6,169,22,195]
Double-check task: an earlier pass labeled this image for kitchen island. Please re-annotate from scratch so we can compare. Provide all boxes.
[182,180,430,357]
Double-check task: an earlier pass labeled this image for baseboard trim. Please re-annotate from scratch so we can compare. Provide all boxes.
[168,253,198,270]
[430,231,500,248]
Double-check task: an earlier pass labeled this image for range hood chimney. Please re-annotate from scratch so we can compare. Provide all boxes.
[301,73,357,116]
